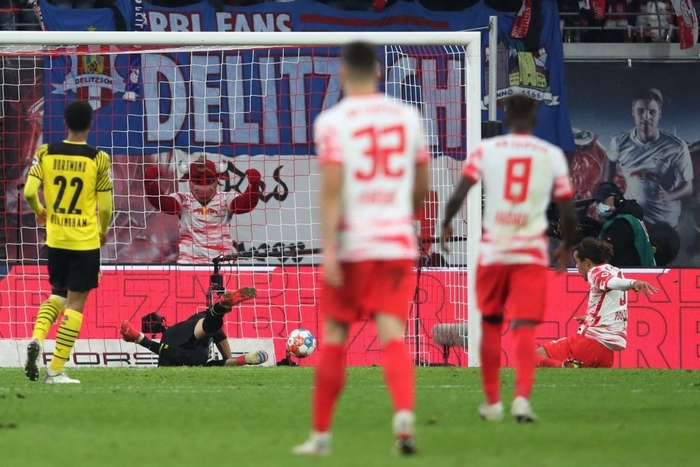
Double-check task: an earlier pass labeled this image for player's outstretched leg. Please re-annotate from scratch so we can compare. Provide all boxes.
[24,339,42,382]
[217,287,257,308]
[393,410,416,455]
[293,432,331,456]
[234,350,269,366]
[511,396,538,423]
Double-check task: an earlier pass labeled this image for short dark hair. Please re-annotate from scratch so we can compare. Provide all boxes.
[64,100,93,132]
[573,237,614,265]
[503,95,538,130]
[632,88,663,107]
[342,41,377,80]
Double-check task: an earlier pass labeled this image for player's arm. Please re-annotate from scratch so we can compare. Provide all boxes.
[664,180,692,202]
[97,190,113,244]
[215,335,232,361]
[143,166,182,215]
[606,277,658,299]
[442,176,475,230]
[439,176,475,253]
[315,114,344,287]
[320,163,343,278]
[23,176,45,216]
[24,148,47,225]
[440,145,480,252]
[96,152,115,244]
[229,169,262,214]
[662,143,694,202]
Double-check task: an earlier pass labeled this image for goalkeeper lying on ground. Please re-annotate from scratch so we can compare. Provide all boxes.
[119,287,268,367]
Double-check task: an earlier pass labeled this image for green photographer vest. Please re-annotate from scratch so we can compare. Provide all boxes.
[601,213,656,267]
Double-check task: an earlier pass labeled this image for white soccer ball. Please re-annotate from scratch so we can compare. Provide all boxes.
[287,328,317,358]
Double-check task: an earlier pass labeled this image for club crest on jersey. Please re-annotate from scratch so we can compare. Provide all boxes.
[53,53,128,111]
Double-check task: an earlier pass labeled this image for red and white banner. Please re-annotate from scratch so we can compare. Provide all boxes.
[510,0,532,39]
[671,0,699,49]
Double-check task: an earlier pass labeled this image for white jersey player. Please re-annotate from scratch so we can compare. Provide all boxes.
[579,262,630,351]
[537,237,658,368]
[460,132,574,267]
[294,41,429,457]
[314,94,429,262]
[441,95,577,424]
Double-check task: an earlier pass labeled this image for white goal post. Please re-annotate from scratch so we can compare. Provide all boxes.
[0,30,483,367]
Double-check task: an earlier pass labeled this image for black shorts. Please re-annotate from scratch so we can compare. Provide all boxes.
[47,246,101,293]
[158,319,208,367]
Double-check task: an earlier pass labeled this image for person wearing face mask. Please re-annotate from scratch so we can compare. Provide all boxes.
[594,182,656,267]
[144,155,261,264]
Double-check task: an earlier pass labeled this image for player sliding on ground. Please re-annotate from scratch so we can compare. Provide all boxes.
[537,237,658,368]
[120,287,268,367]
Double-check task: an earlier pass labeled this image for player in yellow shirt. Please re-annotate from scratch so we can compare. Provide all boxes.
[23,100,113,384]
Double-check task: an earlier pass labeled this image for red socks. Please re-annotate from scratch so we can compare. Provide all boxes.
[480,322,503,404]
[536,354,564,368]
[312,343,346,433]
[513,325,536,399]
[381,339,415,412]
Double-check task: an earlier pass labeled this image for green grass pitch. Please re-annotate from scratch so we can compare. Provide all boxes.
[1,367,699,467]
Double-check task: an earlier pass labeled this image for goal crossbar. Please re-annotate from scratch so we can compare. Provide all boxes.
[0,31,481,47]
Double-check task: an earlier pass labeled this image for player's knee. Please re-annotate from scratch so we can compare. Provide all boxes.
[49,293,67,308]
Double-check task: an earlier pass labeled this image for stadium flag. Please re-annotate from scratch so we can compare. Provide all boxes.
[670,0,699,49]
[38,0,117,31]
[39,0,574,153]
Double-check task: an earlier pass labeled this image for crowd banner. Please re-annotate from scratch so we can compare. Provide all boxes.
[38,0,575,154]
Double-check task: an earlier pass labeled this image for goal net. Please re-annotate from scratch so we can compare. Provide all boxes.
[0,31,481,368]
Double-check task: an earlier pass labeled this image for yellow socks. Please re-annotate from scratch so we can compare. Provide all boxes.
[31,295,66,342]
[48,309,83,374]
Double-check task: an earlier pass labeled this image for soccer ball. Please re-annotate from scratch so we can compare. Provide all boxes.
[287,328,317,358]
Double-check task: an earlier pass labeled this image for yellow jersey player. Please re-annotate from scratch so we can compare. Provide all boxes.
[23,100,113,384]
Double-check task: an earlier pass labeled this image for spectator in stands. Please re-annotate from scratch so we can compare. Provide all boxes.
[636,0,675,42]
[593,182,656,267]
[603,88,693,228]
[143,155,261,265]
[119,287,269,367]
[0,0,40,30]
